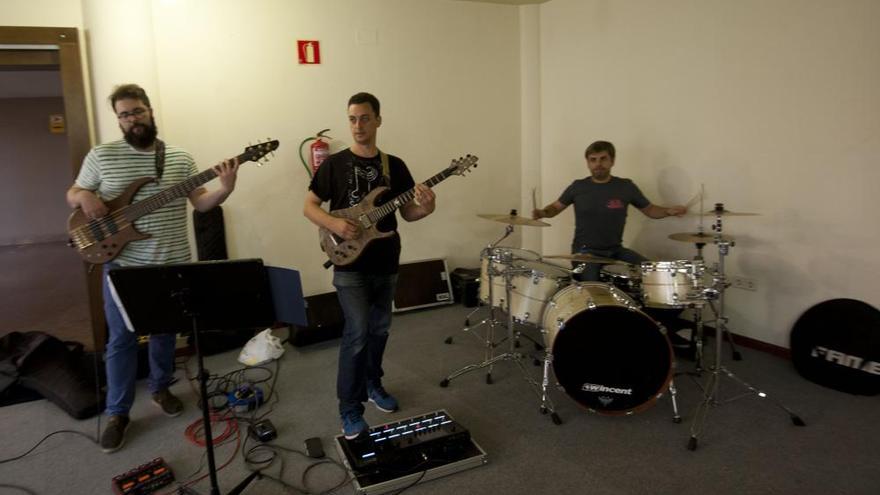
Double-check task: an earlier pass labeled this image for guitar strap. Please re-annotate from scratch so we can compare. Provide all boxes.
[379,150,390,185]
[154,139,166,178]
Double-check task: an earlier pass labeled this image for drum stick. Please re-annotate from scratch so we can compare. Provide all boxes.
[685,190,701,209]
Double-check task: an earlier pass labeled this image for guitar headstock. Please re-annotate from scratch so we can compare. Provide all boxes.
[242,139,280,164]
[447,154,478,176]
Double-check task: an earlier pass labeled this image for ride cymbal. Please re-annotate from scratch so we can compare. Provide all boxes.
[668,232,736,243]
[477,213,550,227]
[544,253,620,264]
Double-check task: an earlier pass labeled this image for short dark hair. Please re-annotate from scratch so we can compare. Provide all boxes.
[109,84,151,110]
[348,92,380,117]
[585,140,615,160]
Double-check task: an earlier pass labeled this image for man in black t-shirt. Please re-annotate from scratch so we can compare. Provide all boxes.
[304,92,436,440]
[533,140,686,281]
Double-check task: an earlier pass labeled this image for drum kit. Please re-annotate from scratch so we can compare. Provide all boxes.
[441,204,805,449]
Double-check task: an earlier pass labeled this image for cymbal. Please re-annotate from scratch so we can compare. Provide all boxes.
[544,253,620,264]
[691,209,760,217]
[477,213,550,227]
[669,232,735,243]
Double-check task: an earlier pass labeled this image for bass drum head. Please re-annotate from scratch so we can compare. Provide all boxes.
[552,306,673,415]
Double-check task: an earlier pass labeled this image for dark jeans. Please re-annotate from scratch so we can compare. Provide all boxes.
[103,263,176,416]
[333,271,398,417]
[573,246,648,282]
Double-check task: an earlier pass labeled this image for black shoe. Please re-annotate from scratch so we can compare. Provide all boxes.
[151,389,183,417]
[101,415,130,453]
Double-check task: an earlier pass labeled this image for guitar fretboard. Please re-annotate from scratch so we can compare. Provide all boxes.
[365,168,453,223]
[122,150,247,222]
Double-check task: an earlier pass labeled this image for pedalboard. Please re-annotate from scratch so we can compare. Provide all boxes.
[112,457,174,495]
[335,409,487,495]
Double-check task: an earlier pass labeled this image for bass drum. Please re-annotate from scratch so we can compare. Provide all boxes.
[542,282,673,415]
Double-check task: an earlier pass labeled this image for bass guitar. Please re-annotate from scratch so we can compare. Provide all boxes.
[67,140,278,264]
[319,154,478,266]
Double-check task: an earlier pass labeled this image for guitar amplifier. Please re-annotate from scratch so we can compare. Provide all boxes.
[290,292,345,347]
[393,258,453,312]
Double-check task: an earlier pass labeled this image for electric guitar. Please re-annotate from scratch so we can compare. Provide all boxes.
[67,140,279,264]
[319,154,478,266]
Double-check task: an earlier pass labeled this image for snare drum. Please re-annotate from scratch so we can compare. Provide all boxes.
[478,247,541,308]
[640,260,706,308]
[599,263,642,302]
[541,283,673,415]
[506,261,571,326]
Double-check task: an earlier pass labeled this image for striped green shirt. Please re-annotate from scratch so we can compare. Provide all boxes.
[75,140,198,266]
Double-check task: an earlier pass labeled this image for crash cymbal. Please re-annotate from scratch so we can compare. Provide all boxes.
[477,213,550,227]
[669,232,735,243]
[544,253,620,264]
[692,209,760,217]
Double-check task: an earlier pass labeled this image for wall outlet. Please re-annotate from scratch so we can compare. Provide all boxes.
[731,276,757,291]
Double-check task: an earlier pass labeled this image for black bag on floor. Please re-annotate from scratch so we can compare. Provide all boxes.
[0,331,104,418]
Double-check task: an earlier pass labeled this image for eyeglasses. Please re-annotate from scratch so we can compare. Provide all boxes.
[117,107,148,120]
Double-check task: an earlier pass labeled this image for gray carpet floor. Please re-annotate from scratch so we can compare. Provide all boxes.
[0,303,878,495]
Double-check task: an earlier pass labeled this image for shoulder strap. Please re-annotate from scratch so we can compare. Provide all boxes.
[154,139,166,178]
[379,150,390,182]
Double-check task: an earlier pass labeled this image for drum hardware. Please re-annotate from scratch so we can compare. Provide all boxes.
[441,214,561,424]
[544,253,621,264]
[444,222,521,381]
[441,261,563,425]
[686,203,805,451]
[477,211,551,227]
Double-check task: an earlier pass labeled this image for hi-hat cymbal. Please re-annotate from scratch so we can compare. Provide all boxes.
[544,253,620,264]
[477,213,550,227]
[669,232,735,243]
[691,209,760,217]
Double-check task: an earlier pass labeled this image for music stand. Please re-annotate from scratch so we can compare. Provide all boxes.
[108,259,301,495]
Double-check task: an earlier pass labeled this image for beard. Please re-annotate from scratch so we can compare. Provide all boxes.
[122,117,158,149]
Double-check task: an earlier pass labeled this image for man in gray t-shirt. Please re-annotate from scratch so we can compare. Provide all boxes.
[533,140,686,281]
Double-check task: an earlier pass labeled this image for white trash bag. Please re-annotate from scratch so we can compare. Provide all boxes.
[238,328,285,366]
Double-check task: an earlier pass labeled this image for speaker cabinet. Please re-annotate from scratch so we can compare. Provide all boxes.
[393,258,453,312]
[193,206,228,261]
[290,292,345,347]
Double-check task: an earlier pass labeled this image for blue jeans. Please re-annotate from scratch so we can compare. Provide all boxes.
[333,271,398,417]
[573,246,647,282]
[103,264,176,416]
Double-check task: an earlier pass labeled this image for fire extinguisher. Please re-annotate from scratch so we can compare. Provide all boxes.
[299,129,332,177]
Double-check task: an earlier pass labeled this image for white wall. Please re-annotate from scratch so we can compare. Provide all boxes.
[8,0,873,348]
[537,0,880,347]
[6,0,522,296]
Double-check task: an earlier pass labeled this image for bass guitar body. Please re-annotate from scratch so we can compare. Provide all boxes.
[66,177,154,264]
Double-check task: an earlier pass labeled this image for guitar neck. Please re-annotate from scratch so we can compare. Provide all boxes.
[123,150,249,221]
[365,168,453,224]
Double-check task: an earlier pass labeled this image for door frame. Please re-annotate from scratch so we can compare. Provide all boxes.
[1,26,104,350]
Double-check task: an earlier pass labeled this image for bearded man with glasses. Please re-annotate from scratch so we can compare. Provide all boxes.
[65,83,240,453]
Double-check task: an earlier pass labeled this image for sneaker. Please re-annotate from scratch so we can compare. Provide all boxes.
[151,389,183,417]
[368,387,399,413]
[341,412,369,440]
[101,415,130,453]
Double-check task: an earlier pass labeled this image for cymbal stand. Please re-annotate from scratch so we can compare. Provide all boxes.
[441,264,562,425]
[704,204,742,361]
[444,225,516,382]
[687,204,805,450]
